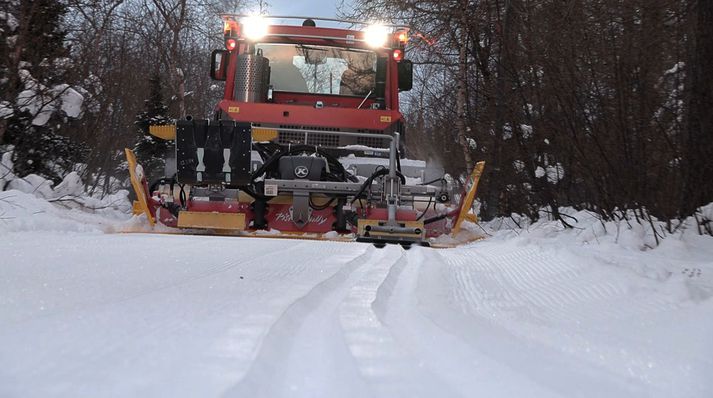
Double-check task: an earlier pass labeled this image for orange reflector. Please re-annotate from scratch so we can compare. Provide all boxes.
[397,31,408,44]
[252,127,279,142]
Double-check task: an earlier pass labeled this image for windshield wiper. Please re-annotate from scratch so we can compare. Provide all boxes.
[357,90,373,109]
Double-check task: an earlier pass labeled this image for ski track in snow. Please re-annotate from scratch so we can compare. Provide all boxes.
[1,231,712,398]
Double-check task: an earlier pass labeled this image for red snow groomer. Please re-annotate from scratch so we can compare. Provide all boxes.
[125,15,485,248]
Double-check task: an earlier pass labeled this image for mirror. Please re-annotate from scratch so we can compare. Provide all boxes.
[210,49,229,81]
[398,60,413,92]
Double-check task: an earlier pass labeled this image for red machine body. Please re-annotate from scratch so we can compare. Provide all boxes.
[125,16,484,248]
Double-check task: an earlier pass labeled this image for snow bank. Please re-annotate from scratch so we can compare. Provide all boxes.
[459,206,713,305]
[0,152,131,234]
[0,188,131,234]
[479,206,713,251]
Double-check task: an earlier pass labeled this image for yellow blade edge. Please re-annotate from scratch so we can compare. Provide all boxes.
[125,148,155,226]
[452,161,486,235]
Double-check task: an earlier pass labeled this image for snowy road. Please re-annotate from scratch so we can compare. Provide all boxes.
[2,228,712,398]
[0,232,713,397]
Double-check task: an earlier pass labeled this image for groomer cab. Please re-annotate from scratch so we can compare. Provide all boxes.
[210,15,413,148]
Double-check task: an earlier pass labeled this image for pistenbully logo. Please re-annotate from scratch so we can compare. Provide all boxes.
[294,165,309,178]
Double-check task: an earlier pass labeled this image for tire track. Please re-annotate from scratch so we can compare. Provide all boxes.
[433,243,695,397]
[222,244,375,398]
[337,246,459,398]
[0,237,363,396]
[370,247,558,397]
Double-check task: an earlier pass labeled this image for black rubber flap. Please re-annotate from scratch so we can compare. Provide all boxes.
[176,119,252,185]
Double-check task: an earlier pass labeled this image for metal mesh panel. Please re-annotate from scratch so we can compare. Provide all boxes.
[233,53,269,103]
[278,131,306,144]
[276,131,336,147]
[306,133,340,147]
[357,135,389,148]
[259,123,392,149]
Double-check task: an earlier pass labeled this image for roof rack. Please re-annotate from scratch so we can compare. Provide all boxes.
[219,14,409,31]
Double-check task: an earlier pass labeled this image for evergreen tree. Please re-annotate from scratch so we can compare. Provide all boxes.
[134,72,173,183]
[1,0,86,184]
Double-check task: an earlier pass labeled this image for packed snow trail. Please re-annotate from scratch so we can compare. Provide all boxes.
[1,228,712,397]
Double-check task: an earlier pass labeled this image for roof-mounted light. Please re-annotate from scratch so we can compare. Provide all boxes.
[241,15,268,41]
[223,20,239,37]
[364,23,389,48]
[396,31,409,45]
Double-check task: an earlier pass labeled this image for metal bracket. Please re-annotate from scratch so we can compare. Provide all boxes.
[292,191,311,229]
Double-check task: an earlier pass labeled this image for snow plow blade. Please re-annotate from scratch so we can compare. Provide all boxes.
[125,148,154,226]
[123,135,485,248]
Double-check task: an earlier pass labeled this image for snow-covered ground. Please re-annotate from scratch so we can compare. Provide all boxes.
[1,189,712,398]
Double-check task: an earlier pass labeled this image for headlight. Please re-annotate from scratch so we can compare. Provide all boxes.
[242,15,268,41]
[364,24,388,48]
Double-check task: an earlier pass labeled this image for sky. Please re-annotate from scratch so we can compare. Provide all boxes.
[263,0,346,19]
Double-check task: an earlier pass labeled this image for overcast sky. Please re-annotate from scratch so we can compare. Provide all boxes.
[263,0,346,19]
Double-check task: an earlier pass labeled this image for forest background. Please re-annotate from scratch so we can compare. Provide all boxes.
[1,0,711,236]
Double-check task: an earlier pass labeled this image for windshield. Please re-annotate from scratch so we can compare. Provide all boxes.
[256,43,377,96]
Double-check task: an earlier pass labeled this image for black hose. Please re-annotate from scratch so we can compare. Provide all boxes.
[349,168,406,205]
[416,196,433,221]
[423,213,449,225]
[350,168,389,204]
[421,177,448,186]
[309,196,336,210]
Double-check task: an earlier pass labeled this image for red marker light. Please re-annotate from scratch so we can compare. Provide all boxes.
[225,38,237,51]
[392,49,403,62]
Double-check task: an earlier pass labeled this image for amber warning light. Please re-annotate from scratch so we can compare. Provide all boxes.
[396,31,408,44]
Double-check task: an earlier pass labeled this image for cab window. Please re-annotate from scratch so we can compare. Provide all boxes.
[256,43,377,96]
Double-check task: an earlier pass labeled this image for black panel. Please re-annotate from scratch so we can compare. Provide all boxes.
[176,119,252,185]
[278,156,326,181]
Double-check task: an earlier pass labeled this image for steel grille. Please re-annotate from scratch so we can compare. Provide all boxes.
[357,135,389,148]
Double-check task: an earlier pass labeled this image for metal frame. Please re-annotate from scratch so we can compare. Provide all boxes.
[220,14,409,48]
[220,14,409,30]
[265,179,439,196]
[260,130,423,232]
